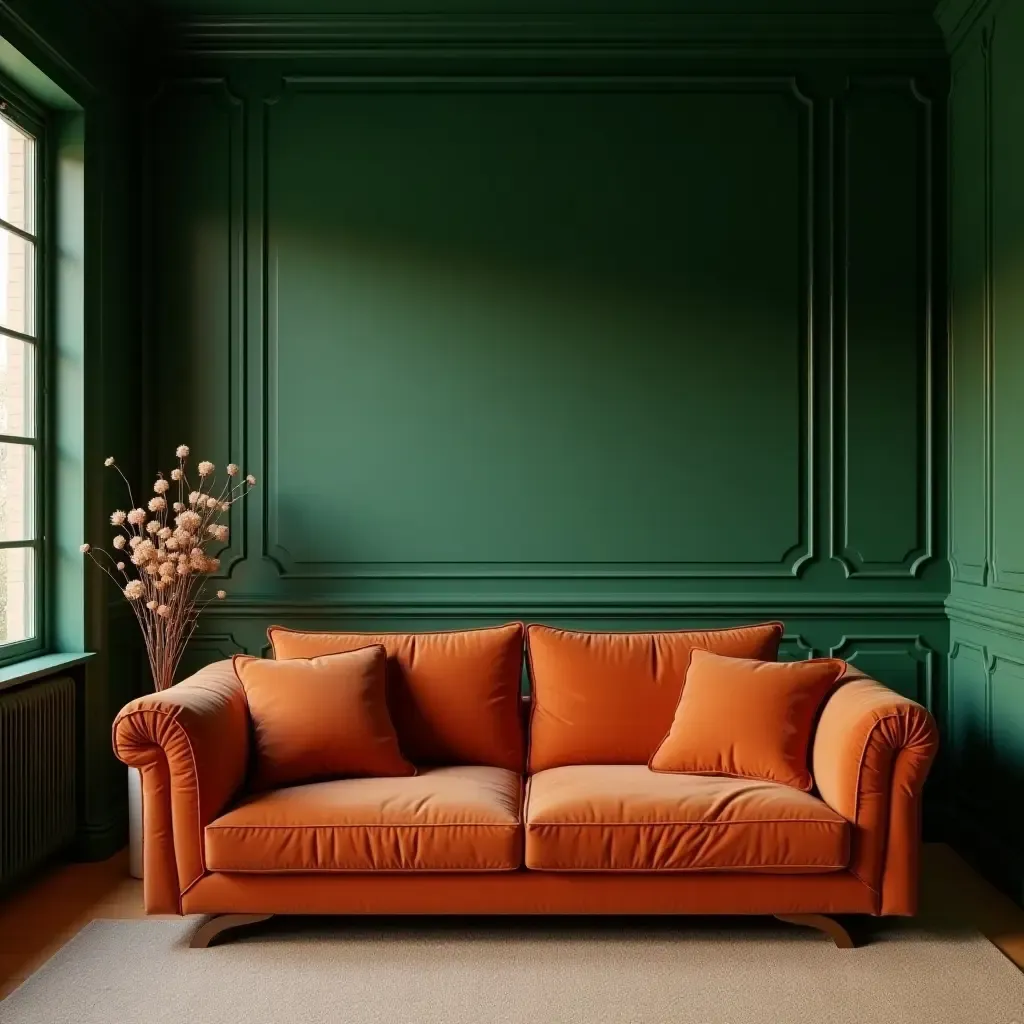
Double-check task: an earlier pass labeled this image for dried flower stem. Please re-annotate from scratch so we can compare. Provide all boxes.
[84,449,255,691]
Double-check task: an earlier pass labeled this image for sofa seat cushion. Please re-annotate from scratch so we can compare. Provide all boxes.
[206,766,523,872]
[525,765,849,873]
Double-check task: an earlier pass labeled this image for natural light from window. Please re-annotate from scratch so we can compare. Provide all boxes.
[0,112,37,648]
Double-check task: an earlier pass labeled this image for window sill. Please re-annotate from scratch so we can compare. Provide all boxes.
[0,651,94,694]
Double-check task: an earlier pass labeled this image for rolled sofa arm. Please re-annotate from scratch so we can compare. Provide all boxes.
[811,667,938,916]
[112,660,250,913]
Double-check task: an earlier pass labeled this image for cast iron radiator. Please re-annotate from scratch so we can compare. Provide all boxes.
[0,676,76,886]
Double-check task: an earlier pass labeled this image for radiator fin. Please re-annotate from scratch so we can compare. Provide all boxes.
[0,676,76,886]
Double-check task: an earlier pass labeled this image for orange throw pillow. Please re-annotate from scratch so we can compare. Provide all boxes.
[234,646,415,790]
[649,649,845,792]
[526,622,784,772]
[267,624,525,771]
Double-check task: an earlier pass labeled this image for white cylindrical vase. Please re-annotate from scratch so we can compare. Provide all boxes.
[127,765,143,879]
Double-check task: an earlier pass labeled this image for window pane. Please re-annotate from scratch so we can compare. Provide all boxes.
[0,335,33,437]
[0,546,33,643]
[0,116,34,235]
[0,227,33,337]
[0,441,32,541]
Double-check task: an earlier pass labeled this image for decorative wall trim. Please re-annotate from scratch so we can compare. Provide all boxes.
[830,632,937,706]
[259,74,816,582]
[936,0,999,54]
[201,594,949,620]
[830,75,937,579]
[168,13,944,60]
[146,76,249,576]
[985,8,1024,595]
[947,30,990,586]
[946,594,1024,639]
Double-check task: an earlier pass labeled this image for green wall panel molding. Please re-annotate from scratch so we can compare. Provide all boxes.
[262,75,815,582]
[161,10,945,61]
[830,75,938,579]
[948,0,1024,902]
[936,0,999,54]
[146,71,947,593]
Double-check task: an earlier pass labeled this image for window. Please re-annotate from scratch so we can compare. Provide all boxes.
[0,94,42,660]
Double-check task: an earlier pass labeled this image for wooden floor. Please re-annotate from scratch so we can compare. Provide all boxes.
[0,843,1021,1000]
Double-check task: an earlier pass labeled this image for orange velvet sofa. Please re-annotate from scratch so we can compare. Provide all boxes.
[112,622,938,948]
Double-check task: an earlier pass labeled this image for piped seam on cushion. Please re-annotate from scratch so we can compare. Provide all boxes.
[115,707,208,898]
[526,818,845,827]
[200,865,524,873]
[645,766,814,791]
[207,822,522,831]
[268,621,526,644]
[519,864,849,872]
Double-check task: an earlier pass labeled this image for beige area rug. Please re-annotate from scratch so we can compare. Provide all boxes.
[2,917,1022,1024]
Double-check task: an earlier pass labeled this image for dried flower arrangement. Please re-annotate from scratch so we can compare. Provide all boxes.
[82,445,256,691]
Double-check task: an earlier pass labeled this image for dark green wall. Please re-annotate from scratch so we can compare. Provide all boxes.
[143,14,949,745]
[946,0,1024,903]
[0,0,143,857]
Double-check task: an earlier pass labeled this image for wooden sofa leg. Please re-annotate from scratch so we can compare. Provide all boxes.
[189,914,273,948]
[774,914,856,949]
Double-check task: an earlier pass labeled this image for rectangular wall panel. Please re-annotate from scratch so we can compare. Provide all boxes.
[949,45,989,585]
[264,81,812,580]
[833,78,932,578]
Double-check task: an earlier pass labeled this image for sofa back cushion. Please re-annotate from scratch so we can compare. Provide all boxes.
[649,649,846,791]
[234,647,415,790]
[526,622,784,772]
[268,623,525,771]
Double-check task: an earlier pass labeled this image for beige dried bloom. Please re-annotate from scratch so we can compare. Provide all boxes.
[176,510,201,532]
[91,439,258,692]
[104,457,116,467]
